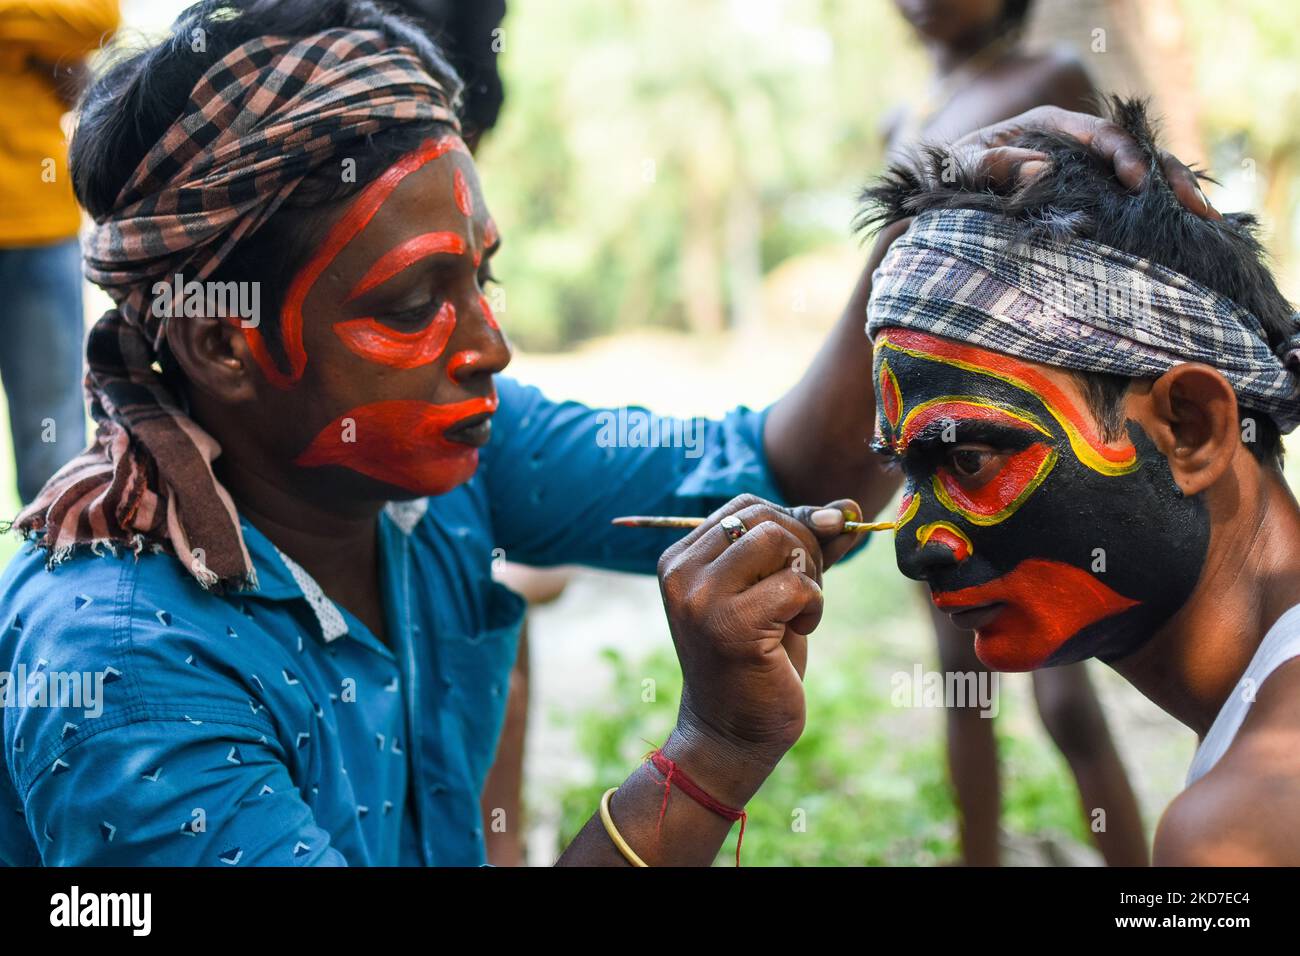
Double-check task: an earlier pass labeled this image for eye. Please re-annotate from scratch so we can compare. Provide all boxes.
[945,444,998,480]
[382,298,441,328]
[477,260,499,288]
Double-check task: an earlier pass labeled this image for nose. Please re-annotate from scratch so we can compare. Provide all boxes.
[447,292,511,384]
[896,519,972,581]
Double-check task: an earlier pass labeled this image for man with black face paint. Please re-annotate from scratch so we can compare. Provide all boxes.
[863,98,1300,864]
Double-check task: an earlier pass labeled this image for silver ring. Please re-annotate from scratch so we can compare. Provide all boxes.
[720,514,748,543]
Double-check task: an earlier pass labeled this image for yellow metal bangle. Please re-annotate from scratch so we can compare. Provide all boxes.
[599,787,648,867]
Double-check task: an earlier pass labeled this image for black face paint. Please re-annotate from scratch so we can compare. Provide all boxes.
[874,328,1210,671]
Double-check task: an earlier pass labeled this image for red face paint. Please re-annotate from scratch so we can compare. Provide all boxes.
[347,232,465,301]
[879,329,1137,475]
[334,302,457,370]
[242,137,465,389]
[879,361,902,430]
[294,392,498,495]
[916,521,973,562]
[933,443,1057,523]
[932,558,1139,670]
[453,167,474,218]
[478,293,499,331]
[446,349,482,382]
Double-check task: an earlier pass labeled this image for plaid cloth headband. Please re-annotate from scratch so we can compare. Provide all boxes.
[10,28,460,588]
[867,207,1300,433]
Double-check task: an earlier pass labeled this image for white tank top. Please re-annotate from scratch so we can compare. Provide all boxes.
[1185,602,1300,788]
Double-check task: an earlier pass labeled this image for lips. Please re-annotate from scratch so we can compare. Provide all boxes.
[932,558,1139,671]
[295,393,498,495]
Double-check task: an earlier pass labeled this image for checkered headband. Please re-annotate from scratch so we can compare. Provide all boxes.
[867,207,1300,433]
[10,28,459,589]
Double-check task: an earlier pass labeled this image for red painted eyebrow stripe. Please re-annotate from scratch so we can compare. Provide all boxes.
[884,328,1134,466]
[346,232,466,301]
[242,136,464,389]
[899,399,1044,448]
[334,301,457,370]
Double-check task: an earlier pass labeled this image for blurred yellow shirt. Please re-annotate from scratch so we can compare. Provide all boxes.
[0,0,119,247]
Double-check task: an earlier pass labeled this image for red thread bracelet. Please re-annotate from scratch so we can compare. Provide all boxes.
[644,748,748,866]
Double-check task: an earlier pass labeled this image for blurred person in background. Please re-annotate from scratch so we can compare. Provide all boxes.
[0,0,119,503]
[885,0,1147,866]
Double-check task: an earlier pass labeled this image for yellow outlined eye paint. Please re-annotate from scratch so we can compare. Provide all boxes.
[877,329,1138,476]
[931,445,1058,525]
[898,396,1049,452]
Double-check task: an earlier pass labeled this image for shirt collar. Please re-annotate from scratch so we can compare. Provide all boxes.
[235,519,344,642]
[236,500,428,644]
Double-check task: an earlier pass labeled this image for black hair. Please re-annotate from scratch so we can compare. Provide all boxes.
[70,0,464,380]
[386,0,507,143]
[1001,0,1035,30]
[857,96,1295,466]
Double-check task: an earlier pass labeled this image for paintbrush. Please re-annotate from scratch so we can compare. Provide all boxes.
[612,515,895,533]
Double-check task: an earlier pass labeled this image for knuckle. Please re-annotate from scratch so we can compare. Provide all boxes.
[658,554,687,597]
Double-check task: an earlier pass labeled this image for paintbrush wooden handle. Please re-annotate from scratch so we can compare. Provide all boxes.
[612,515,894,533]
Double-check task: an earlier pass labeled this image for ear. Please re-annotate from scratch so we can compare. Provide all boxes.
[164,312,260,404]
[1146,363,1240,496]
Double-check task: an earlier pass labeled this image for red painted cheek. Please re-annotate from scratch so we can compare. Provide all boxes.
[453,168,474,217]
[446,349,482,382]
[932,559,1139,670]
[294,393,498,495]
[334,302,457,370]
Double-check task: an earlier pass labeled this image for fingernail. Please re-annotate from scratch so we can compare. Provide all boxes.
[810,508,842,531]
[1196,185,1211,214]
[1017,160,1047,182]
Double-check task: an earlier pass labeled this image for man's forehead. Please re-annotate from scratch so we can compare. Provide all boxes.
[874,325,1139,475]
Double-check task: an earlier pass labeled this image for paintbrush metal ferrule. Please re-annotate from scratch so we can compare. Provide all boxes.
[612,515,894,532]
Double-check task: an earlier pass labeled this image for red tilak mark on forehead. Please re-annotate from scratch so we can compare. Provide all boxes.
[885,329,1134,467]
[334,302,457,370]
[453,168,474,218]
[346,233,466,302]
[241,137,463,389]
[478,293,499,331]
[446,349,482,382]
[933,558,1139,671]
[295,393,498,495]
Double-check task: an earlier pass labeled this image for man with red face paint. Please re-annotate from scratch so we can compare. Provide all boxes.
[864,98,1300,865]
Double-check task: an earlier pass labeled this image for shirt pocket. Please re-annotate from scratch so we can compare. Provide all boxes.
[435,579,525,788]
